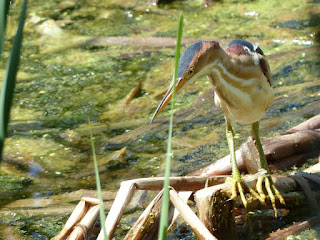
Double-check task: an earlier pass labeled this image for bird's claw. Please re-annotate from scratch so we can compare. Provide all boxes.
[256,175,286,217]
[229,177,264,209]
[229,175,285,217]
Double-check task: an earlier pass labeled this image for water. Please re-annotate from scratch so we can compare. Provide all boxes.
[0,0,319,238]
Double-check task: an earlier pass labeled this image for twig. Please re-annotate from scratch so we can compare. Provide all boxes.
[53,197,99,240]
[97,181,136,240]
[124,190,165,240]
[125,80,143,104]
[266,215,320,240]
[169,188,218,240]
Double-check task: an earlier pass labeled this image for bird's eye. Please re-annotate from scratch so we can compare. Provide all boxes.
[243,46,251,54]
[188,67,194,74]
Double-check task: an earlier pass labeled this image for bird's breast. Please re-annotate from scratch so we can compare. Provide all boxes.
[207,64,274,124]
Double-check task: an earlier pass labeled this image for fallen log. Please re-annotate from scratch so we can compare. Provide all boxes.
[284,114,320,133]
[193,114,320,177]
[246,130,320,172]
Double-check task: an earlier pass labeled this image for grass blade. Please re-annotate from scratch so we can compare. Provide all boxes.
[0,0,28,162]
[89,119,109,240]
[158,12,184,240]
[0,0,11,56]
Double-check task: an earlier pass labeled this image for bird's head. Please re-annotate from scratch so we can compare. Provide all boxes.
[151,41,222,122]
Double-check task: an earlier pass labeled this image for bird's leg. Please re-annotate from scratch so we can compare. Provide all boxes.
[251,121,285,216]
[226,119,263,208]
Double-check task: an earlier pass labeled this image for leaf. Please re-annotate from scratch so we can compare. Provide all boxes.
[0,0,28,162]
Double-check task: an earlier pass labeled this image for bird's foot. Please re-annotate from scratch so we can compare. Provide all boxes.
[256,174,286,217]
[228,176,264,209]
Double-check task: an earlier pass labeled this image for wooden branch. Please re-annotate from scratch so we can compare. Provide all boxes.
[194,182,237,240]
[118,176,226,191]
[266,215,320,240]
[67,204,100,240]
[169,191,193,229]
[240,130,320,173]
[53,198,99,240]
[192,150,241,176]
[263,130,320,170]
[124,190,164,240]
[169,188,218,240]
[285,114,320,133]
[53,197,100,240]
[97,181,136,240]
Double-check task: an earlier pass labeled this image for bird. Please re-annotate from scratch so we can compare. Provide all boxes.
[151,39,285,215]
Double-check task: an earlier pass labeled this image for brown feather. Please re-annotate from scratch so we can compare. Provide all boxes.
[259,57,272,86]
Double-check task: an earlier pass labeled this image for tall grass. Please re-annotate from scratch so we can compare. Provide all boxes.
[89,119,109,240]
[0,0,28,163]
[158,13,184,240]
[0,0,11,57]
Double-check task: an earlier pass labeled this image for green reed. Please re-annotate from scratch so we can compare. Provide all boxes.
[89,119,109,240]
[0,0,28,163]
[158,12,184,240]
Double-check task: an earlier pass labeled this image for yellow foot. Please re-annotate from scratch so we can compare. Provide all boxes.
[228,177,264,209]
[256,175,286,217]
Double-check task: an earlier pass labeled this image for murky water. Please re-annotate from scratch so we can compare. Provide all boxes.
[0,0,319,239]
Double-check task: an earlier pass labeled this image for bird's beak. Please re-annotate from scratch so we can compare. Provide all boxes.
[151,76,187,122]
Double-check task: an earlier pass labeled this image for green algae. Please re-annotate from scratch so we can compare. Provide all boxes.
[0,213,67,239]
[286,224,320,240]
[0,174,32,206]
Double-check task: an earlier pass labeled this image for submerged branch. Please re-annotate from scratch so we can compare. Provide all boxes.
[266,215,320,240]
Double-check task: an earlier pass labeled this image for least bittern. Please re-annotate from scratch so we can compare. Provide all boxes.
[151,39,285,215]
